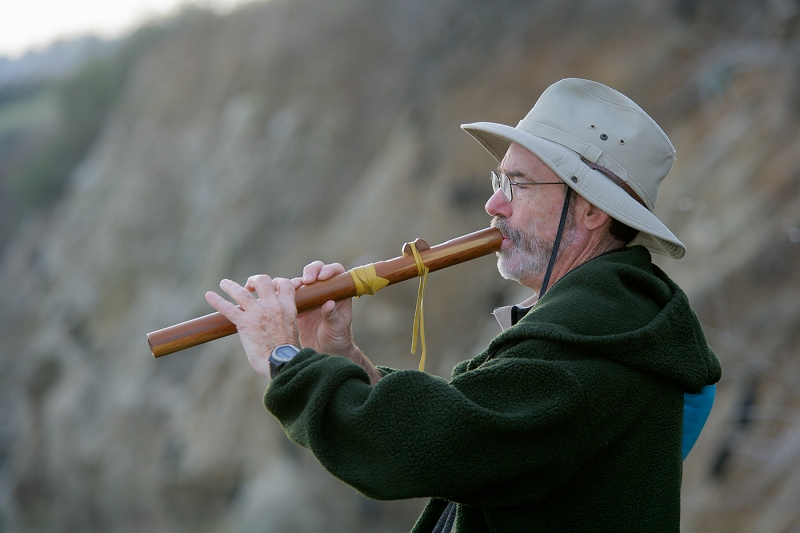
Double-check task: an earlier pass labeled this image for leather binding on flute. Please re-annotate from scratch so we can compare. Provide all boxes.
[147,227,503,358]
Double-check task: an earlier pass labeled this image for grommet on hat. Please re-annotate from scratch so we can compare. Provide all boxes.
[461,78,685,259]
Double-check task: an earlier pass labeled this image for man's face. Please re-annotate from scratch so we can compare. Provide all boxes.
[485,143,572,288]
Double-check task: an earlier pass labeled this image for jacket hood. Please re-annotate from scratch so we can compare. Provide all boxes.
[492,246,721,393]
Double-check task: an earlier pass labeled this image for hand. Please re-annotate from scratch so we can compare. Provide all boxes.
[205,275,300,378]
[291,261,356,357]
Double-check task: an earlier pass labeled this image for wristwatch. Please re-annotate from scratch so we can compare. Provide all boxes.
[269,344,301,378]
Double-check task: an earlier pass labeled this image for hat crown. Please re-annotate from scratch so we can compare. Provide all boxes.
[521,78,675,210]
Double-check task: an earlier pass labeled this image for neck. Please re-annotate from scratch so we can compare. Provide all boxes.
[524,235,623,295]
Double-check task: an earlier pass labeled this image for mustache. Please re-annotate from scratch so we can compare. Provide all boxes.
[491,217,524,245]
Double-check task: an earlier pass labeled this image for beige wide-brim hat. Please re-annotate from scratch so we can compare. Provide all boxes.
[462,78,686,259]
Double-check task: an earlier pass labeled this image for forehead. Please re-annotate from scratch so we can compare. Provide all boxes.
[500,142,560,181]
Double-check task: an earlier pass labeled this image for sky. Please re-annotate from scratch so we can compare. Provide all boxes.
[0,0,248,59]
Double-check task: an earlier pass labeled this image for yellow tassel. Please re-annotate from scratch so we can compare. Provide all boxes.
[408,242,429,372]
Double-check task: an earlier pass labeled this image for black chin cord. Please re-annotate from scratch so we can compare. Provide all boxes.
[539,186,572,297]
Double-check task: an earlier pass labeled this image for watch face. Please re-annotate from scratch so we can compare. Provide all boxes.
[272,345,300,363]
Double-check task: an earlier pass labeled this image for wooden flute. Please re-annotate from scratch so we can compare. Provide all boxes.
[147,227,503,358]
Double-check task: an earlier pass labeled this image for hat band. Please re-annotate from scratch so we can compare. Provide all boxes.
[581,159,648,210]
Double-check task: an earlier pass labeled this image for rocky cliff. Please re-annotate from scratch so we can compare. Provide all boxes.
[2,0,800,531]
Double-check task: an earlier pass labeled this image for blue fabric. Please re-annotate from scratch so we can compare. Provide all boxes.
[682,384,716,460]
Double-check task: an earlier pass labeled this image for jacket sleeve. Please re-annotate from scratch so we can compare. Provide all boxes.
[264,344,673,507]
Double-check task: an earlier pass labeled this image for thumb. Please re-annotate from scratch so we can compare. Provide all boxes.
[320,300,341,326]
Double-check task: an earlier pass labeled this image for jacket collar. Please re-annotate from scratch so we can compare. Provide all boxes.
[493,293,539,331]
[492,248,633,331]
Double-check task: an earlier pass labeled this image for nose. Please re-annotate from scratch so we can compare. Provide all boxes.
[485,188,510,218]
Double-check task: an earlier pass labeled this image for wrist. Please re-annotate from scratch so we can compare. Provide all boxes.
[341,343,363,360]
[342,345,381,386]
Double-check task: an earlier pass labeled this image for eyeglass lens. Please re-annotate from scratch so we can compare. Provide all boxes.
[491,171,512,202]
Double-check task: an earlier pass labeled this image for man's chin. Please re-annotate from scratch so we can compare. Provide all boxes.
[497,249,548,282]
[497,255,523,282]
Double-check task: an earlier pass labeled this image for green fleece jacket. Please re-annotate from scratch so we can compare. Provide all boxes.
[264,246,722,532]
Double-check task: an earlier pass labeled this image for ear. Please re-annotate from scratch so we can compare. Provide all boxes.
[575,198,610,231]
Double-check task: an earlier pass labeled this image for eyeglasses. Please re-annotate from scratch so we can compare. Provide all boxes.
[491,171,564,202]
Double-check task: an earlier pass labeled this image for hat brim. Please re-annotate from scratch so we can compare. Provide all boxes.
[461,121,686,259]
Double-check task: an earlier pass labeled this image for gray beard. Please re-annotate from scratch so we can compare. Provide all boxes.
[491,216,573,283]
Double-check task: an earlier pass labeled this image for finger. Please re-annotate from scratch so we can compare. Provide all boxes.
[205,290,244,324]
[275,278,297,308]
[302,261,326,284]
[219,279,258,309]
[318,263,345,281]
[246,274,276,299]
[291,276,304,289]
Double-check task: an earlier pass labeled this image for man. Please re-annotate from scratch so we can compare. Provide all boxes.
[205,78,722,532]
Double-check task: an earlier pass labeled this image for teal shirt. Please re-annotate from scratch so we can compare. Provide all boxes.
[265,246,722,532]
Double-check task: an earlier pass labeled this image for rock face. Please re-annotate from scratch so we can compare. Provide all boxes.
[1,0,800,531]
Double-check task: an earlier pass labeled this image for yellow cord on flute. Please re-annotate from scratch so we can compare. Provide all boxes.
[408,242,430,372]
[348,263,390,297]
